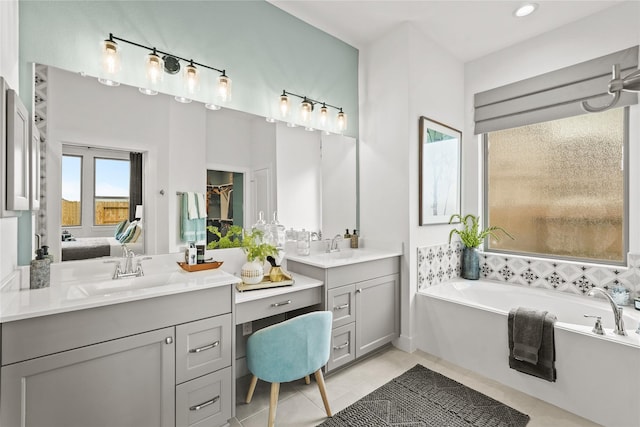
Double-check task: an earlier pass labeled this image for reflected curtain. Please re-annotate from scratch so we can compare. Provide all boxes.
[129,152,143,222]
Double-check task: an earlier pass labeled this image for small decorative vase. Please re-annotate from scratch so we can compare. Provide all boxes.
[241,260,264,284]
[461,246,480,280]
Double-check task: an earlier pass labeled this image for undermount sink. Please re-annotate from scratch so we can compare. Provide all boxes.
[320,250,355,260]
[68,272,187,298]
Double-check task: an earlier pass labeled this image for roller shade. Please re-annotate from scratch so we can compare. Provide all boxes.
[474,46,638,134]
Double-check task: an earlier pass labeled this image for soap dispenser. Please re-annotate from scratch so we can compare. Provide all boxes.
[344,229,351,239]
[350,229,359,249]
[30,248,51,289]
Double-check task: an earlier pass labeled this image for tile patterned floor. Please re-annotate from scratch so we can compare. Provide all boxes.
[231,346,601,427]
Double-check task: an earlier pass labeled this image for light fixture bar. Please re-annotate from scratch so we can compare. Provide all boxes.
[106,33,227,76]
[281,89,343,112]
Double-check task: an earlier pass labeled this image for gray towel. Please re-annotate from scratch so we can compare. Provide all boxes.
[508,308,557,382]
[512,307,547,364]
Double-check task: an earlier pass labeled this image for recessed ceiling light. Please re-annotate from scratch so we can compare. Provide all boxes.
[514,3,537,17]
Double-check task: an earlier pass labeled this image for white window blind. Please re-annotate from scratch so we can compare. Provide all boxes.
[474,46,638,134]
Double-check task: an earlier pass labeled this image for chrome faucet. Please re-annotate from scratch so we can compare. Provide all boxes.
[587,287,626,336]
[107,248,151,279]
[327,234,343,253]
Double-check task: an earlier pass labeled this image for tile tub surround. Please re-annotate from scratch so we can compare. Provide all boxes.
[417,243,640,303]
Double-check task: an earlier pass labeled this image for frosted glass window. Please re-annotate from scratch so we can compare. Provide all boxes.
[485,107,626,263]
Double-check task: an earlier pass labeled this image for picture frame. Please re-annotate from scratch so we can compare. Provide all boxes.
[6,87,30,211]
[419,116,461,225]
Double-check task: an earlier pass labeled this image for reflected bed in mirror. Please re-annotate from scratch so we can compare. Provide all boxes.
[35,63,357,262]
[419,116,461,225]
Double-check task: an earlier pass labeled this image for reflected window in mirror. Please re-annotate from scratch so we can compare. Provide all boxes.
[61,154,82,227]
[94,157,130,225]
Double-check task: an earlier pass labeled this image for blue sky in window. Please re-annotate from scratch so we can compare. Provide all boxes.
[62,156,129,201]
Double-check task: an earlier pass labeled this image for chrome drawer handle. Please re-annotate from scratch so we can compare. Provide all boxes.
[271,300,292,307]
[189,395,219,411]
[356,289,362,294]
[333,303,349,310]
[333,341,349,350]
[189,341,220,353]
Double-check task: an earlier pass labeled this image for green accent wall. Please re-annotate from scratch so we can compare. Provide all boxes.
[17,0,359,265]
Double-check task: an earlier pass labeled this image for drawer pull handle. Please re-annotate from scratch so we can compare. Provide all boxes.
[333,303,349,310]
[189,341,220,353]
[333,341,349,350]
[165,337,173,345]
[189,395,220,411]
[271,300,292,307]
[356,289,362,294]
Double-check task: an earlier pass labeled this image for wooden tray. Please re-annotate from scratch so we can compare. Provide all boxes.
[236,275,295,292]
[177,261,223,272]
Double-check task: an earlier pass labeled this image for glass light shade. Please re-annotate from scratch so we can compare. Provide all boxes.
[139,87,157,96]
[102,39,121,75]
[300,99,313,124]
[184,63,200,94]
[319,105,329,127]
[337,111,347,132]
[98,77,120,87]
[280,94,290,118]
[174,96,192,104]
[205,103,221,111]
[217,75,232,103]
[145,53,164,84]
[514,3,537,17]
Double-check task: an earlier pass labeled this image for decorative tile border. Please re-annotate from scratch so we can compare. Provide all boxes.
[417,243,640,305]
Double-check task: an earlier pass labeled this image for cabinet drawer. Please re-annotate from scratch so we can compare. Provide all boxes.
[176,366,232,427]
[176,314,232,384]
[235,286,322,324]
[327,323,355,372]
[326,257,399,289]
[327,284,355,328]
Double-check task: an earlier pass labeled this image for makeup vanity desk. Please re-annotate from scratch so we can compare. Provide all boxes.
[234,274,323,325]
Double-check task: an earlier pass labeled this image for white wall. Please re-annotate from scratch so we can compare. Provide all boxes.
[463,1,640,253]
[0,0,19,282]
[359,22,465,352]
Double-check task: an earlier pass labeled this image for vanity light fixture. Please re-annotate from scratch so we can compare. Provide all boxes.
[205,103,221,111]
[139,87,158,96]
[279,89,347,132]
[174,96,192,104]
[101,33,231,102]
[513,3,538,17]
[98,77,120,87]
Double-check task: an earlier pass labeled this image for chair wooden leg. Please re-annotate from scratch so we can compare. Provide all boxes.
[304,375,311,385]
[314,369,332,417]
[268,382,280,427]
[245,375,258,404]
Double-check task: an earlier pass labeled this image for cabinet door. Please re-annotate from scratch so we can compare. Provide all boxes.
[176,314,232,384]
[355,274,399,358]
[1,327,175,427]
[176,366,232,427]
[327,323,356,372]
[327,284,356,328]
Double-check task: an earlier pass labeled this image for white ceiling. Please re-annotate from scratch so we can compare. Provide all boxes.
[268,0,627,62]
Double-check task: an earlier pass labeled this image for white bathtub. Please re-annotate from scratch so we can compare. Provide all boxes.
[416,280,640,427]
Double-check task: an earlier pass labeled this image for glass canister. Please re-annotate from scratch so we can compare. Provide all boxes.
[296,229,310,256]
[269,212,286,249]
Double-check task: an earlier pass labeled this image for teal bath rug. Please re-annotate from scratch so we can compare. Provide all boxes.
[318,364,529,427]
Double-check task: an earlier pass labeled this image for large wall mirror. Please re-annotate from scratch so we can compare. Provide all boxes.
[36,64,357,261]
[419,116,461,225]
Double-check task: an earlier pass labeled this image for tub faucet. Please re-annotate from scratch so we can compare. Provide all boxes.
[587,287,626,336]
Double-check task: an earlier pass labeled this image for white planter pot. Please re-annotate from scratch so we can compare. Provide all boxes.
[241,260,264,284]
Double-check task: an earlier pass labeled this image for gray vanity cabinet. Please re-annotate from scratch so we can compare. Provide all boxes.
[1,327,176,427]
[288,256,400,372]
[0,284,234,427]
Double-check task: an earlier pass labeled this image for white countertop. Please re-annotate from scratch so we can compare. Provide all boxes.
[0,267,241,323]
[285,248,402,269]
[235,273,323,304]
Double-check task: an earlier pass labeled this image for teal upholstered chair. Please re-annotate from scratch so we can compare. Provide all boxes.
[245,311,333,427]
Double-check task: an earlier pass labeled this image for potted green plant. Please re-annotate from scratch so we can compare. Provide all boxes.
[448,214,514,280]
[240,229,278,284]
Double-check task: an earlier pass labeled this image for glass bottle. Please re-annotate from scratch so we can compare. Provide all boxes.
[296,229,310,256]
[269,211,286,249]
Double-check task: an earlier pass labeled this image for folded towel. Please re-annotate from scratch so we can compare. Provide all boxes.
[512,307,547,364]
[196,192,207,218]
[187,192,199,219]
[508,308,557,382]
[181,194,206,242]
